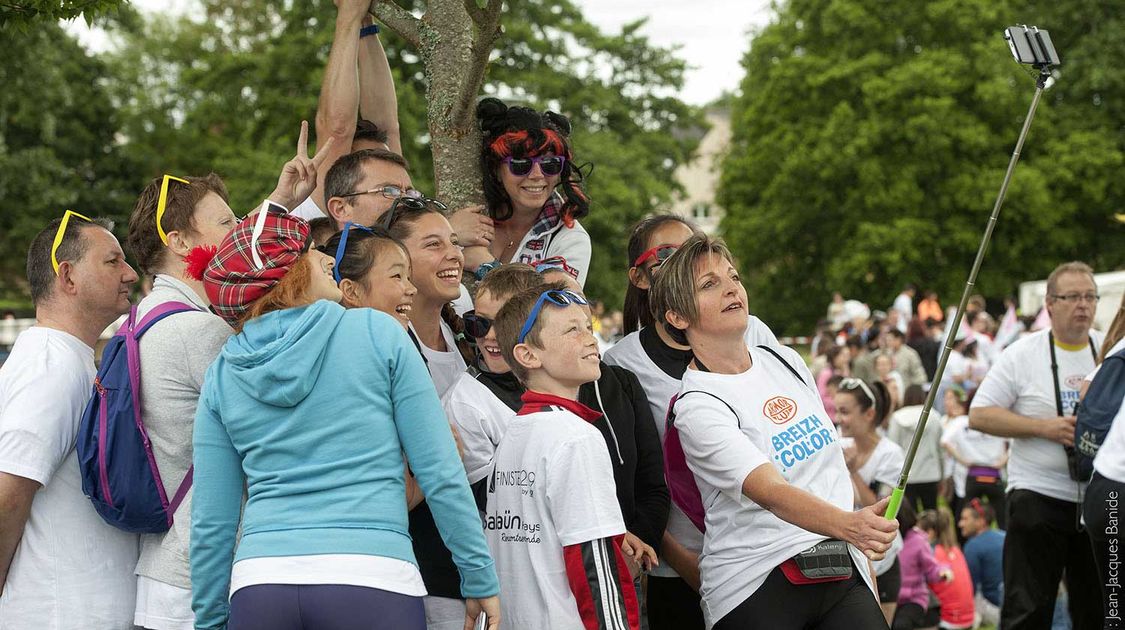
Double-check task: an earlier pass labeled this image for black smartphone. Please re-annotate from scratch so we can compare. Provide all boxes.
[1005,25,1061,67]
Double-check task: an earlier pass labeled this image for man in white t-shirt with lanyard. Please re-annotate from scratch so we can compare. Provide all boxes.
[0,214,141,629]
[970,261,1103,630]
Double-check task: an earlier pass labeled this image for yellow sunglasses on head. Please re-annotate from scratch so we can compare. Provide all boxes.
[156,174,189,245]
[50,210,94,275]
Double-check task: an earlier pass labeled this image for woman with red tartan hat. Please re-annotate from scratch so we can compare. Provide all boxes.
[185,206,500,630]
[466,97,592,286]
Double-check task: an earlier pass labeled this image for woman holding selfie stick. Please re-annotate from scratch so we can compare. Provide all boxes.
[650,235,896,630]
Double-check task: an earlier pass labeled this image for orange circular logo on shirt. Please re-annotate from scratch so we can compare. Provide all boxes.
[763,396,798,424]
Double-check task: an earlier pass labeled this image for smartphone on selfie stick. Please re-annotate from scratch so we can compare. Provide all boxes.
[885,25,1062,521]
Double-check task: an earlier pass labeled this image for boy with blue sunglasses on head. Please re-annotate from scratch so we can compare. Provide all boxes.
[485,282,640,630]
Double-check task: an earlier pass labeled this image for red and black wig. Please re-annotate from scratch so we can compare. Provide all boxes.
[477,97,590,223]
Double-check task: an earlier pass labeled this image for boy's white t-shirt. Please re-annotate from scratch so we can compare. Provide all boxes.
[940,415,1009,497]
[0,327,140,629]
[601,316,782,579]
[971,329,1101,502]
[485,406,626,630]
[411,319,468,398]
[442,371,517,484]
[675,346,876,628]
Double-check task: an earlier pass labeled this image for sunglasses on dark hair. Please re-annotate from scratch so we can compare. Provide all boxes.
[379,195,449,230]
[534,255,580,279]
[633,244,678,269]
[838,377,875,406]
[463,310,493,339]
[332,222,374,284]
[518,289,588,344]
[502,155,566,177]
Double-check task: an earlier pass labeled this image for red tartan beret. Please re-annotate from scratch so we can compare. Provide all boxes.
[201,203,311,326]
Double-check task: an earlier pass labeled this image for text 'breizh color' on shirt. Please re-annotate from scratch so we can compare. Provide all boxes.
[767,396,835,471]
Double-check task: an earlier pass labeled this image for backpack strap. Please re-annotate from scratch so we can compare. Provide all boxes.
[756,344,812,390]
[133,301,200,338]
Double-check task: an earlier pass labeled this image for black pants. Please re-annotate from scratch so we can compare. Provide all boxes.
[904,482,939,513]
[1083,472,1125,630]
[1002,489,1102,630]
[891,602,940,630]
[965,475,1007,530]
[713,564,887,630]
[647,575,705,630]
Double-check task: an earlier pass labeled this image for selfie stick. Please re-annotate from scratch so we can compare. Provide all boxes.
[885,29,1058,521]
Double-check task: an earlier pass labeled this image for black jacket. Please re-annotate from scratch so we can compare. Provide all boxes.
[476,363,670,551]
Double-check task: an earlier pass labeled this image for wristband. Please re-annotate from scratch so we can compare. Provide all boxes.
[360,24,380,38]
[474,260,501,281]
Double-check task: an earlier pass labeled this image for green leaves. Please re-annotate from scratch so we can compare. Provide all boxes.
[720,0,1125,334]
[0,0,126,30]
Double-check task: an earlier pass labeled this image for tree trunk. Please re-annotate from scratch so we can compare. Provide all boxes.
[374,0,500,209]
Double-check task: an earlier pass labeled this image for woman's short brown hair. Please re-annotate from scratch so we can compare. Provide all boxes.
[236,254,314,331]
[648,234,735,342]
[126,173,229,275]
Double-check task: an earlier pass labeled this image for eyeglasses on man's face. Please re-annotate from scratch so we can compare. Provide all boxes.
[1050,293,1099,304]
[338,184,423,201]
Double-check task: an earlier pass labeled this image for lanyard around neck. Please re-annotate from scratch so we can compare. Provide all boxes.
[1047,330,1097,417]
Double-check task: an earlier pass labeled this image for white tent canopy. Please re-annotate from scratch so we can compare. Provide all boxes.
[1019,269,1125,332]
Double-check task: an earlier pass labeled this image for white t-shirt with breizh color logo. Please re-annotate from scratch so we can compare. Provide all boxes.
[485,406,626,630]
[674,346,877,628]
[972,329,1101,503]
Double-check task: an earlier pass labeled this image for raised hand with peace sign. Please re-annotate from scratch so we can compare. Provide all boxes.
[267,120,336,210]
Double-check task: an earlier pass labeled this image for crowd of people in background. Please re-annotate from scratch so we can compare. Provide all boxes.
[1,3,1123,630]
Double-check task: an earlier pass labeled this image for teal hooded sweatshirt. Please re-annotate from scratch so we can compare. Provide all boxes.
[190,301,497,628]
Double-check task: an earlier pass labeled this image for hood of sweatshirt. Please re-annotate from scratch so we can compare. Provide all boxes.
[220,300,346,407]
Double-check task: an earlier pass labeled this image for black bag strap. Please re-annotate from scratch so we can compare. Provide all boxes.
[1048,331,1097,417]
[756,345,811,389]
[676,390,741,428]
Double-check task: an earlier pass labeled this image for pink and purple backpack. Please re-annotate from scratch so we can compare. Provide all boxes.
[77,302,198,533]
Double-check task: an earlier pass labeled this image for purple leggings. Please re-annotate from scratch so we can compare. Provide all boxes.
[228,584,425,630]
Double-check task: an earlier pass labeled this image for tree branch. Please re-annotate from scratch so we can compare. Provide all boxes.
[454,0,504,127]
[369,0,421,48]
[462,0,486,27]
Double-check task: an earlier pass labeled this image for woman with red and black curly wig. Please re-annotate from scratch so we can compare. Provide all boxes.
[471,97,592,286]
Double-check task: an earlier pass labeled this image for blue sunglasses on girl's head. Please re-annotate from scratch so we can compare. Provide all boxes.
[517,289,589,344]
[332,222,374,284]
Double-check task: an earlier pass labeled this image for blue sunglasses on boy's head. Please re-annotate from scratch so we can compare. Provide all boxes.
[517,289,589,344]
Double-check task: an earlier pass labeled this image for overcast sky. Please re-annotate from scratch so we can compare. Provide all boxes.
[64,1,775,105]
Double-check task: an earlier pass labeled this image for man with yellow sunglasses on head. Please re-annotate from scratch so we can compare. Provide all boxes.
[0,212,140,629]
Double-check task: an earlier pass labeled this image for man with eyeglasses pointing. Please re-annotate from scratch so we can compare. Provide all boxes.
[969,261,1103,630]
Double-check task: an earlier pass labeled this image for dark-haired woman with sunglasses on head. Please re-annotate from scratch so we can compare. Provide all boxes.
[466,98,592,285]
[834,377,906,626]
[379,196,486,630]
[603,215,781,630]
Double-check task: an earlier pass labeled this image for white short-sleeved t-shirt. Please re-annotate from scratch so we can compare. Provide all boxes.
[442,371,517,484]
[601,316,783,579]
[0,327,140,629]
[940,415,1009,497]
[485,407,626,630]
[675,346,876,628]
[840,436,905,575]
[411,319,467,398]
[971,329,1101,502]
